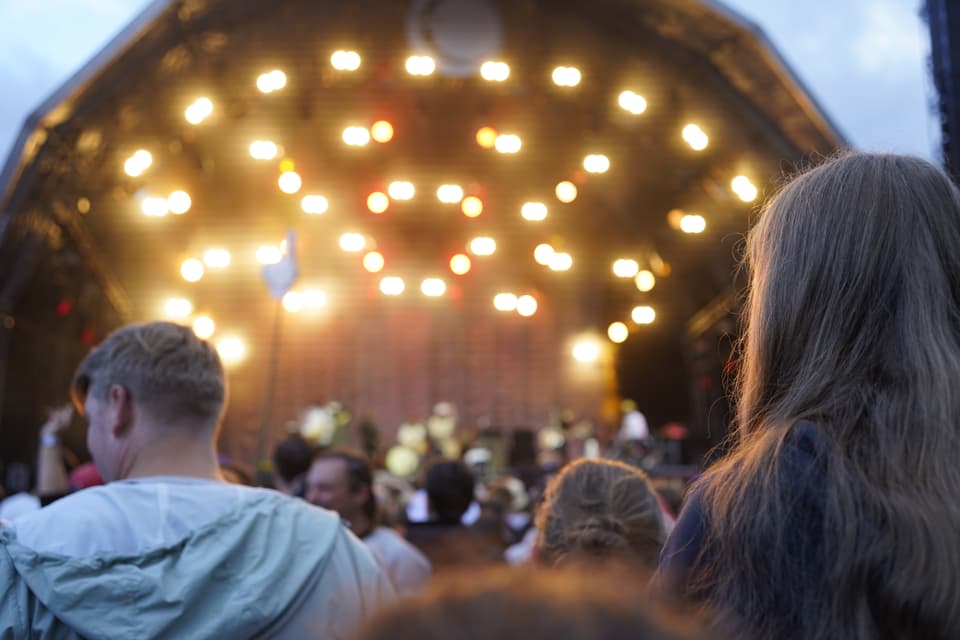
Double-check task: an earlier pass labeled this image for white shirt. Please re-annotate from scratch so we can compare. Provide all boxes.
[364,526,432,595]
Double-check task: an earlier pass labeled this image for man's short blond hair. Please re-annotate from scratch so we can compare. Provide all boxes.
[72,322,225,428]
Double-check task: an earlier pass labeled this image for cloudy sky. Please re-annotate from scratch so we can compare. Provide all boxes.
[0,0,936,164]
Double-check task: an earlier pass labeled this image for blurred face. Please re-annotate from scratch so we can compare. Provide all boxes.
[305,458,365,524]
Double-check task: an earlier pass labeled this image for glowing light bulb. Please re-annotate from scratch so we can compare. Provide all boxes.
[164,298,193,319]
[632,305,656,325]
[534,243,555,265]
[380,277,405,296]
[493,293,518,312]
[282,291,303,313]
[437,184,464,203]
[635,270,656,292]
[613,259,640,278]
[278,171,302,194]
[184,97,214,125]
[461,196,483,218]
[516,295,538,317]
[682,123,709,151]
[249,140,279,160]
[256,246,282,265]
[217,337,246,366]
[556,181,578,203]
[618,91,647,115]
[405,55,436,76]
[301,195,329,215]
[363,251,385,273]
[583,154,610,174]
[469,237,496,256]
[203,249,231,268]
[521,202,548,221]
[679,214,706,234]
[181,258,204,282]
[572,340,601,363]
[303,289,327,308]
[331,50,361,71]
[124,150,152,177]
[494,134,522,154]
[450,254,472,275]
[257,69,287,93]
[549,252,573,271]
[339,233,366,252]
[192,316,215,339]
[551,66,582,87]
[167,190,192,215]
[608,322,629,344]
[476,127,498,149]
[371,120,394,143]
[480,60,510,82]
[421,278,446,297]
[141,196,169,217]
[732,175,758,202]
[343,126,371,147]
[388,181,415,201]
[367,192,390,214]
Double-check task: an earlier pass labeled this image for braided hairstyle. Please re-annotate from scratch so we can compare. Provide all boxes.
[535,458,666,570]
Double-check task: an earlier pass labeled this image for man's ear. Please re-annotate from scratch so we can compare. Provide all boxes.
[107,384,133,438]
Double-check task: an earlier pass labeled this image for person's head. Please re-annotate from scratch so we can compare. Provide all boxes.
[535,458,665,570]
[272,434,313,495]
[305,448,376,529]
[693,153,960,638]
[356,567,712,640]
[71,322,225,481]
[423,459,475,524]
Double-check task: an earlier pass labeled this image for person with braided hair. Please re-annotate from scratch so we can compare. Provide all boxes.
[534,458,667,570]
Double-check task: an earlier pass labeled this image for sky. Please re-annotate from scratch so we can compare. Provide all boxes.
[0,0,938,166]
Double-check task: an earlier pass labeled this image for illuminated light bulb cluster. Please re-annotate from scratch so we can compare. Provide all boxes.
[679,214,707,234]
[331,50,361,71]
[572,339,601,363]
[612,258,639,278]
[203,249,231,268]
[282,291,303,313]
[339,233,366,252]
[388,181,415,201]
[583,154,610,174]
[548,252,573,271]
[124,150,152,177]
[278,171,302,194]
[732,175,758,202]
[367,192,390,214]
[534,243,555,265]
[371,121,394,143]
[493,293,538,317]
[480,60,510,82]
[302,195,329,215]
[493,293,518,311]
[618,90,647,115]
[552,66,582,87]
[405,55,436,76]
[516,295,538,317]
[216,337,246,366]
[450,254,472,275]
[256,245,282,265]
[682,123,709,151]
[555,181,578,203]
[494,134,522,154]
[469,237,496,256]
[437,184,465,204]
[380,276,406,296]
[181,258,204,282]
[476,127,498,149]
[631,305,656,325]
[363,251,385,273]
[141,196,169,217]
[343,126,371,147]
[184,97,214,125]
[249,140,279,160]
[165,297,193,319]
[608,322,629,344]
[635,270,656,292]
[167,190,191,215]
[192,316,215,340]
[461,196,484,218]
[421,278,447,297]
[257,69,287,94]
[521,202,548,221]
